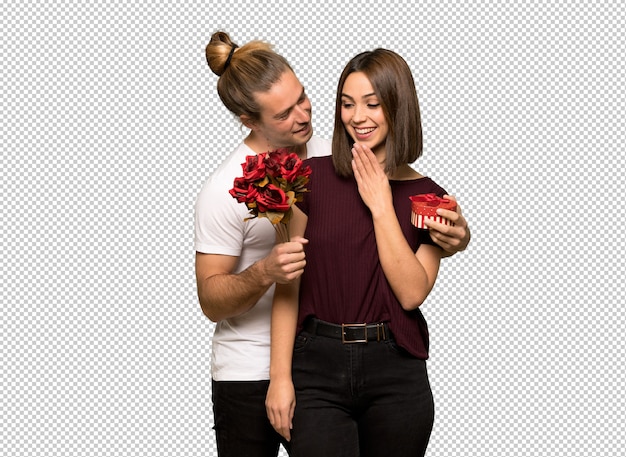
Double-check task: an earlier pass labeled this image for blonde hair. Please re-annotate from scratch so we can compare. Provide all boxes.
[205,31,294,122]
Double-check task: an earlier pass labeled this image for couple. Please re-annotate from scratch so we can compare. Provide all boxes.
[195,31,471,457]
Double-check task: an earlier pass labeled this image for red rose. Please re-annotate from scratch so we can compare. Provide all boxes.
[276,153,301,182]
[229,148,311,240]
[263,150,286,177]
[242,154,266,181]
[229,177,252,203]
[256,184,291,212]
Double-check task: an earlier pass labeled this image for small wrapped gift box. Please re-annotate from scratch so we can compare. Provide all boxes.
[410,193,457,229]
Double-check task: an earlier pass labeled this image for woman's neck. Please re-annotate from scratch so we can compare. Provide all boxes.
[387,164,423,181]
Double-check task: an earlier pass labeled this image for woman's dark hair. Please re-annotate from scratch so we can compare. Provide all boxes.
[332,48,423,177]
[205,31,294,123]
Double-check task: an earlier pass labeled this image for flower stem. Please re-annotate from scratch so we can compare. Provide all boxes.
[274,222,290,243]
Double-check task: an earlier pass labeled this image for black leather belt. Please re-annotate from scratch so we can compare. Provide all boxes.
[304,318,391,343]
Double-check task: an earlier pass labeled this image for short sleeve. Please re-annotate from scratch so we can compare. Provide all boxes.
[194,178,245,256]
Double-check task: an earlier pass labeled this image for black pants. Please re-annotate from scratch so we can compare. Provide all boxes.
[212,379,289,457]
[290,327,434,457]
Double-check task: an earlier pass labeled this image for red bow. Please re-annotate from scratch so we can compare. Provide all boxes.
[409,193,449,207]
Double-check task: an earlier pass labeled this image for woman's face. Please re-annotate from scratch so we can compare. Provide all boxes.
[252,70,313,150]
[340,71,388,158]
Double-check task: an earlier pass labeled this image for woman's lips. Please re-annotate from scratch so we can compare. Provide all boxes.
[353,127,375,140]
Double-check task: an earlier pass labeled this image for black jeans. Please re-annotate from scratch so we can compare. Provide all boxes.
[290,327,434,457]
[212,379,289,457]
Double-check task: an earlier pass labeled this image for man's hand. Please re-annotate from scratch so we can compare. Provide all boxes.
[260,236,308,284]
[195,237,308,322]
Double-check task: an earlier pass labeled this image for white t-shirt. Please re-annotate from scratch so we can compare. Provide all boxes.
[194,136,330,381]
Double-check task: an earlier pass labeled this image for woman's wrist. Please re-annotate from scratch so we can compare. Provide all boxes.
[269,372,292,384]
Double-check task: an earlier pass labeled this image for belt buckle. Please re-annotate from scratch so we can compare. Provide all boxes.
[341,323,368,344]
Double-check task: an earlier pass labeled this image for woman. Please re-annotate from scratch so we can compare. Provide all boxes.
[266,48,452,456]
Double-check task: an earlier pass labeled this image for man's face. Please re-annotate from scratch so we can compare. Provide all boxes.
[252,70,313,149]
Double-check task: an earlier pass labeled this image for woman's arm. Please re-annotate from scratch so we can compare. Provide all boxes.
[351,144,442,310]
[372,217,442,310]
[266,279,300,442]
[265,206,308,442]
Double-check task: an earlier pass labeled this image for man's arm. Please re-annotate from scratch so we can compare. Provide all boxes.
[196,253,272,322]
[195,241,308,322]
[425,195,471,257]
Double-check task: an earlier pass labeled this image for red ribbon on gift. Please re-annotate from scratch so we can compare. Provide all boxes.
[409,193,456,228]
[409,193,449,207]
[409,194,457,225]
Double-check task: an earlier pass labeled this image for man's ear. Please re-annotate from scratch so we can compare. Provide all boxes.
[240,114,257,131]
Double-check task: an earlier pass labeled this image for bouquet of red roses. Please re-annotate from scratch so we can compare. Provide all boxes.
[229,148,312,242]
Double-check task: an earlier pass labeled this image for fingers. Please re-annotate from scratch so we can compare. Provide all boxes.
[269,240,308,283]
[275,403,295,442]
[351,148,363,182]
[352,143,381,176]
[432,208,461,225]
[289,236,309,245]
[442,194,464,217]
[273,239,308,261]
[263,237,308,284]
[266,395,295,442]
[426,195,470,253]
[425,218,469,253]
[428,228,461,252]
[274,259,306,284]
[267,407,292,441]
[424,195,468,243]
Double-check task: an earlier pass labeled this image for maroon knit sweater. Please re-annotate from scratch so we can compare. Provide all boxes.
[296,156,447,359]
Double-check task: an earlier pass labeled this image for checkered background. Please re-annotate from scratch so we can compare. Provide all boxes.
[2,1,625,456]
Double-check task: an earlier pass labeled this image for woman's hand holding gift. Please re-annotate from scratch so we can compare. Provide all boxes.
[424,195,471,255]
